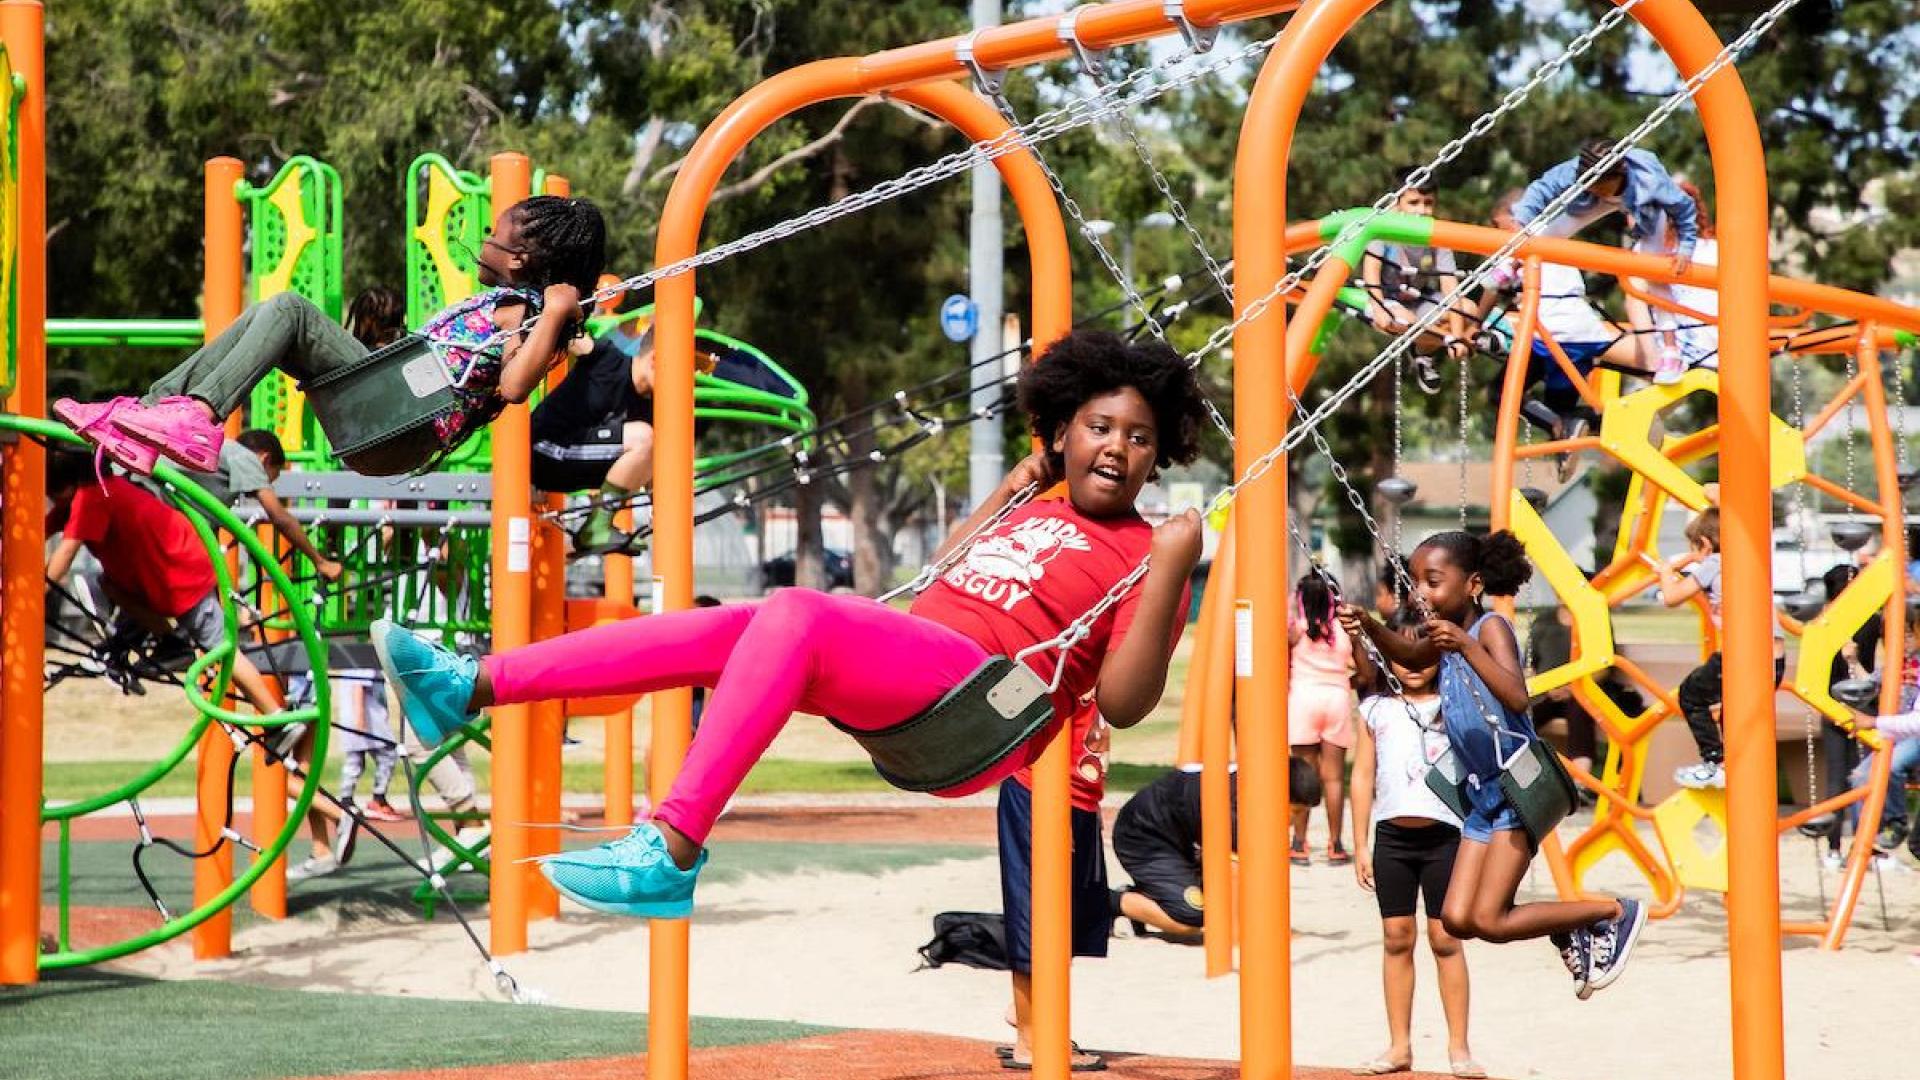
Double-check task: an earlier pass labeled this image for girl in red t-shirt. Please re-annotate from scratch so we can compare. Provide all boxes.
[375,331,1210,917]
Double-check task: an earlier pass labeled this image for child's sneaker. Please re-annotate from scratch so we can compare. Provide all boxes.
[362,797,408,823]
[535,821,707,918]
[111,396,225,472]
[1651,346,1686,386]
[1673,761,1725,789]
[1579,897,1646,999]
[371,618,479,747]
[1873,821,1907,853]
[1821,849,1845,871]
[287,854,339,882]
[52,397,160,475]
[334,810,361,867]
[1551,930,1591,997]
[1411,353,1444,395]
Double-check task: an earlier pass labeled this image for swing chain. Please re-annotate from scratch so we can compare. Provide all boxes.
[1064,14,1235,303]
[879,481,1041,603]
[1179,0,1652,372]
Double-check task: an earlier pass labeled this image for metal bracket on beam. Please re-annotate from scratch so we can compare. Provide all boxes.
[955,30,1008,95]
[1057,10,1108,78]
[1163,0,1220,54]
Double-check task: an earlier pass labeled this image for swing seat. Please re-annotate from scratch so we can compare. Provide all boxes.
[300,334,458,475]
[830,656,1056,793]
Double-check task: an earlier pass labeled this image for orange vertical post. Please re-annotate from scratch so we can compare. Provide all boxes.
[525,170,571,921]
[1238,0,1781,1076]
[0,0,44,986]
[190,154,247,961]
[603,516,637,826]
[249,524,289,921]
[487,152,535,955]
[1199,521,1237,977]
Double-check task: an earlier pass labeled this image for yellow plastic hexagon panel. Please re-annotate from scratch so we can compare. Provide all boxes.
[1651,787,1729,893]
[1512,490,1615,696]
[1597,369,1807,511]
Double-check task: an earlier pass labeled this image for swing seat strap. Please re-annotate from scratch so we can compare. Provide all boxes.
[830,656,1056,793]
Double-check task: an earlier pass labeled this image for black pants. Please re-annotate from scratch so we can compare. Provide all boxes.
[1371,820,1460,919]
[1677,652,1786,765]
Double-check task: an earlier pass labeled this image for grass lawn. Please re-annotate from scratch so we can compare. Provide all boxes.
[0,971,829,1080]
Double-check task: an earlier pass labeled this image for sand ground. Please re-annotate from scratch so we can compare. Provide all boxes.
[98,794,1917,1080]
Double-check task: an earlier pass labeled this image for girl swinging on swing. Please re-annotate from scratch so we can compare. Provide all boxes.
[375,330,1209,917]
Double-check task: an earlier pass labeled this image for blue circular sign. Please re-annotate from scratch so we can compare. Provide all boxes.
[940,294,979,343]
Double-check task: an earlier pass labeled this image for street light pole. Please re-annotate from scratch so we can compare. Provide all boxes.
[966,0,1005,513]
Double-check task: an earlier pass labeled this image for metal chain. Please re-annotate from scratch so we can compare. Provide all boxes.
[1789,351,1820,811]
[1067,32,1235,302]
[1457,346,1471,528]
[1894,341,1910,472]
[1392,353,1406,551]
[878,481,1040,603]
[1242,0,1804,537]
[1843,348,1860,521]
[483,29,1283,355]
[1179,0,1651,373]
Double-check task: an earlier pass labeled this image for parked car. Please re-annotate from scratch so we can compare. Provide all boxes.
[760,548,855,591]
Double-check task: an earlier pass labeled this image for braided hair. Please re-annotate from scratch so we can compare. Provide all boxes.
[1296,570,1338,644]
[1577,137,1627,185]
[346,285,405,349]
[510,196,608,296]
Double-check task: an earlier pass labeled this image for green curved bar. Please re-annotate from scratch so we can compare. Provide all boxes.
[5,415,334,970]
[46,319,206,349]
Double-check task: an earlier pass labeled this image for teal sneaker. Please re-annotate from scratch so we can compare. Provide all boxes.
[537,822,706,919]
[370,619,478,747]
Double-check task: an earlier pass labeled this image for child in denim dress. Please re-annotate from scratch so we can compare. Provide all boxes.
[1343,530,1646,1001]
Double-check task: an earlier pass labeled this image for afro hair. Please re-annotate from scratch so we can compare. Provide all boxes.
[1015,330,1207,473]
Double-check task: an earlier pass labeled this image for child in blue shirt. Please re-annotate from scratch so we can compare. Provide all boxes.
[1513,138,1700,384]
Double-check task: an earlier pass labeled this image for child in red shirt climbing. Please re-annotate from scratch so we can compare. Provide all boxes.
[45,450,280,716]
[375,330,1209,922]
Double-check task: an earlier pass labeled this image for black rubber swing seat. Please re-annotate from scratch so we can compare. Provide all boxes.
[830,656,1056,793]
[1831,678,1881,709]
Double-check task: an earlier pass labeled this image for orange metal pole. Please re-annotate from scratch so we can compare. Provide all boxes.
[1175,540,1224,767]
[524,170,572,921]
[0,0,43,986]
[249,523,289,921]
[648,67,1073,1077]
[487,152,534,955]
[190,154,246,961]
[603,518,637,827]
[1242,4,1778,1079]
[1198,521,1237,977]
[1820,334,1903,949]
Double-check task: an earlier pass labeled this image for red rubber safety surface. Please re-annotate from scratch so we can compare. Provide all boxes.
[292,1029,1499,1080]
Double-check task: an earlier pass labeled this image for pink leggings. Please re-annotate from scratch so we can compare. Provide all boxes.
[485,589,999,843]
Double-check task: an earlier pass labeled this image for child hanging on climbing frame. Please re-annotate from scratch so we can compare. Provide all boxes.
[1480,187,1658,474]
[184,428,343,583]
[1656,507,1787,791]
[1289,570,1357,867]
[1347,608,1479,1079]
[1362,167,1473,395]
[1665,182,1720,371]
[1341,531,1645,1000]
[374,329,1208,921]
[54,196,606,478]
[1512,138,1699,384]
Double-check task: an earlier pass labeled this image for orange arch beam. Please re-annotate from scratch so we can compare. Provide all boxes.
[1236,4,1780,1080]
[648,71,1097,1080]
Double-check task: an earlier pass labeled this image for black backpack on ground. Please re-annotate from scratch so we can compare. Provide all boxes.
[916,911,1010,971]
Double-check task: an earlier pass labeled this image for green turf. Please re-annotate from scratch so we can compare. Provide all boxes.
[44,837,989,913]
[41,752,1187,804]
[0,970,831,1080]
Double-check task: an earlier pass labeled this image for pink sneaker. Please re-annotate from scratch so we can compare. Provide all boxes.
[112,396,224,472]
[52,397,160,475]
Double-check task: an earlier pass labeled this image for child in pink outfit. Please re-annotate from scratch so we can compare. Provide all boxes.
[1289,570,1358,865]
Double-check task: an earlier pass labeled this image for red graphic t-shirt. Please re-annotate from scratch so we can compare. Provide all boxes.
[911,498,1189,809]
[64,477,217,619]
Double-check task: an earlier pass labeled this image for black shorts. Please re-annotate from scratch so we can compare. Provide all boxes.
[1371,820,1460,919]
[1110,806,1204,929]
[998,779,1109,972]
[532,424,626,494]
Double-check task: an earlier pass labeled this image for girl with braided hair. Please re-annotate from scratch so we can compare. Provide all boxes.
[56,195,606,478]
